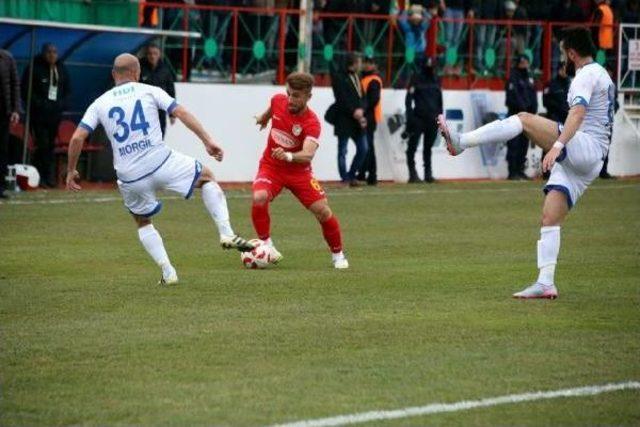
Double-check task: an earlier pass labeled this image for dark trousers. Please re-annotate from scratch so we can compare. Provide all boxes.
[506,134,528,177]
[0,115,8,192]
[356,128,377,183]
[337,133,368,182]
[32,120,59,186]
[406,120,438,180]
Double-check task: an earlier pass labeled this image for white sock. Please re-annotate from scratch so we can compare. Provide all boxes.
[460,115,523,148]
[264,237,274,247]
[138,224,171,269]
[332,251,346,262]
[536,226,561,286]
[201,181,235,238]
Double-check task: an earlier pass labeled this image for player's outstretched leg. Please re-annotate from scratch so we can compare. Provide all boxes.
[197,167,254,252]
[437,112,559,156]
[135,216,178,286]
[251,190,283,263]
[309,200,348,269]
[513,191,568,299]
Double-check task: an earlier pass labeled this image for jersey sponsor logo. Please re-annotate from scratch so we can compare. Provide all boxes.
[270,128,298,148]
[292,124,302,136]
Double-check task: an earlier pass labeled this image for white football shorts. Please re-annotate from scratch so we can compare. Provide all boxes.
[117,150,202,217]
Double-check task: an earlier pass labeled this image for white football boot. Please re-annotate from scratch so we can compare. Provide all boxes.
[159,263,179,286]
[512,282,558,299]
[332,252,349,269]
[220,235,256,252]
[437,114,465,156]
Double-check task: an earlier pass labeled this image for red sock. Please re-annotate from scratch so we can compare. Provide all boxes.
[251,202,271,240]
[320,215,343,253]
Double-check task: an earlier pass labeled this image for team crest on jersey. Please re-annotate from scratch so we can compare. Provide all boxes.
[271,128,298,148]
[292,124,302,136]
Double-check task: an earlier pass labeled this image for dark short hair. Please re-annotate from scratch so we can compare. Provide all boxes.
[363,56,377,65]
[146,42,161,52]
[286,72,314,92]
[346,52,361,67]
[561,27,596,58]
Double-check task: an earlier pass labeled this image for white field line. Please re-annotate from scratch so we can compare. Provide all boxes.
[1,183,637,206]
[270,381,640,427]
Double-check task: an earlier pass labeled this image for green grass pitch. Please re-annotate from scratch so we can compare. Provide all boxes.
[1,180,639,426]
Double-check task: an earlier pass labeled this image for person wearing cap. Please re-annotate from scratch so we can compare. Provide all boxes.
[592,0,614,56]
[505,53,537,180]
[21,43,71,188]
[503,0,529,56]
[398,4,432,66]
[404,57,443,183]
[357,57,383,186]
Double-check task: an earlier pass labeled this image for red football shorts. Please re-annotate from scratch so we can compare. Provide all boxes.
[252,164,326,208]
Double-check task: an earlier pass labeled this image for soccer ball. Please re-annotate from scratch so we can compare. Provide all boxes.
[241,239,273,269]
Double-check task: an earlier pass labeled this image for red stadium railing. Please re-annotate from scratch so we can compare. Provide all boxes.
[139,2,620,89]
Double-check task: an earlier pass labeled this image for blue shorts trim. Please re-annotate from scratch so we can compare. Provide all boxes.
[131,201,163,218]
[119,151,173,184]
[185,160,202,200]
[167,101,179,115]
[79,122,94,133]
[543,184,573,209]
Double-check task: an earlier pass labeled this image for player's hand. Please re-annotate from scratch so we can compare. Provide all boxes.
[271,147,288,161]
[542,146,563,173]
[205,141,224,161]
[254,113,269,131]
[65,170,81,192]
[358,116,367,129]
[353,108,364,120]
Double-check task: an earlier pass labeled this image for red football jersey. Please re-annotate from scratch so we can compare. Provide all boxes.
[261,93,321,172]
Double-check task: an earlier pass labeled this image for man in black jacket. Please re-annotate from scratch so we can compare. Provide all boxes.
[404,58,442,183]
[21,43,70,188]
[356,57,382,186]
[505,54,537,180]
[329,53,368,186]
[0,49,21,198]
[140,43,176,138]
[543,61,570,124]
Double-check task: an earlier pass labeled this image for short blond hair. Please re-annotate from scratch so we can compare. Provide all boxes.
[286,72,314,92]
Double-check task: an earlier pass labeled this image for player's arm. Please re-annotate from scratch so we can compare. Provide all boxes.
[542,104,586,172]
[272,137,319,163]
[255,106,272,130]
[66,127,89,191]
[171,104,223,161]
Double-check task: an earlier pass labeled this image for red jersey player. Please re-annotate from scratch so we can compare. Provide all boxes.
[252,72,348,269]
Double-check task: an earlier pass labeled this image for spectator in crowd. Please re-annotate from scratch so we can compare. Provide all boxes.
[356,56,382,186]
[140,43,176,139]
[21,43,70,188]
[505,54,536,180]
[404,57,442,183]
[592,0,615,56]
[551,0,586,23]
[574,0,595,17]
[329,53,368,186]
[442,0,473,53]
[0,49,20,199]
[398,4,432,65]
[504,0,529,56]
[473,0,502,75]
[543,61,570,123]
[621,0,639,21]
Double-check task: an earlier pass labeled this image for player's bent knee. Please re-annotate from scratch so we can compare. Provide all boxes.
[134,215,151,228]
[253,191,270,205]
[310,203,332,222]
[197,166,215,185]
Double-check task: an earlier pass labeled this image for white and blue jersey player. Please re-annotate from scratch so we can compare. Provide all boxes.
[66,53,254,285]
[437,27,614,299]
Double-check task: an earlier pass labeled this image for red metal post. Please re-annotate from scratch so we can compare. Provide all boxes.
[386,17,394,87]
[278,10,286,84]
[542,22,552,84]
[347,16,353,52]
[181,4,189,82]
[232,10,238,84]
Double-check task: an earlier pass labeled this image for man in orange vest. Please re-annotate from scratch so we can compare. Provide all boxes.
[592,0,614,54]
[357,56,383,186]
